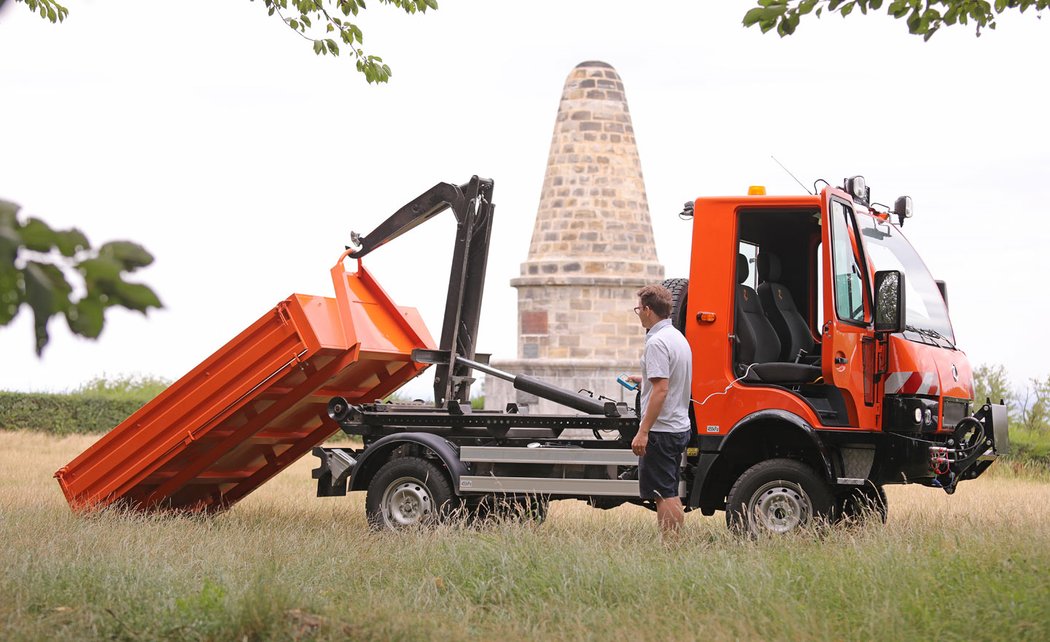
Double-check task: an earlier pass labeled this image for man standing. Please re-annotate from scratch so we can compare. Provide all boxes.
[629,285,693,534]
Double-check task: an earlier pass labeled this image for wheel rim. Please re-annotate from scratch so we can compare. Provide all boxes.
[748,480,812,534]
[381,476,433,527]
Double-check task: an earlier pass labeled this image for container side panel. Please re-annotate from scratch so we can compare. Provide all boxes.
[56,300,314,507]
[57,273,435,513]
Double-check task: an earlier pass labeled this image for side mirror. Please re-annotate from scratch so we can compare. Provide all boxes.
[874,270,906,334]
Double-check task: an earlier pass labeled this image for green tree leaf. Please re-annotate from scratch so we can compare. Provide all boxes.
[19,217,58,253]
[23,260,72,355]
[54,228,90,257]
[98,241,154,271]
[745,0,1049,39]
[743,7,770,26]
[66,294,104,338]
[18,0,441,85]
[0,204,22,264]
[77,256,125,288]
[112,280,163,313]
[0,263,24,326]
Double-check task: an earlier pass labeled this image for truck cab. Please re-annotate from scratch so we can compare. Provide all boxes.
[682,177,1008,528]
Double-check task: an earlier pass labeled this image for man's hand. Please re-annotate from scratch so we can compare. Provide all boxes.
[627,375,643,385]
[631,430,648,457]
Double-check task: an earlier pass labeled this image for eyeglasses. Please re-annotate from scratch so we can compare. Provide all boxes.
[633,306,648,314]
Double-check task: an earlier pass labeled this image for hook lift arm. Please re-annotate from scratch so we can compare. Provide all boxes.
[347,176,495,407]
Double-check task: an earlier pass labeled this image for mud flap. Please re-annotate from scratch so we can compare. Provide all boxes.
[312,447,358,497]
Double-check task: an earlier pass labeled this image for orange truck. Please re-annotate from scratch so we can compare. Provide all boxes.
[57,175,1008,535]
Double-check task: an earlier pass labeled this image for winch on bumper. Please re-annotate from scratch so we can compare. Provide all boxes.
[930,401,1009,493]
[880,401,1009,494]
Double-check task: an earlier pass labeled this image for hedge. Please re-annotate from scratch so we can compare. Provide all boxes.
[0,391,149,435]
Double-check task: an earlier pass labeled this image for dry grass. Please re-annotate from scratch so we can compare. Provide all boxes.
[2,431,1049,641]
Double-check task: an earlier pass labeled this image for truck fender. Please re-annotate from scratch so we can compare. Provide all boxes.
[688,409,834,510]
[349,432,468,493]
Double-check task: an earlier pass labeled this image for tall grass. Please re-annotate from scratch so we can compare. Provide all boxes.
[2,431,1049,641]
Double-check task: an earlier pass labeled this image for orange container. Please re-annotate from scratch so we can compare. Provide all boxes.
[55,253,434,512]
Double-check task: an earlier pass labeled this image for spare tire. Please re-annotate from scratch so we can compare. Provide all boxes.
[661,278,689,332]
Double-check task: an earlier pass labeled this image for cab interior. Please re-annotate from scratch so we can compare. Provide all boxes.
[734,207,850,426]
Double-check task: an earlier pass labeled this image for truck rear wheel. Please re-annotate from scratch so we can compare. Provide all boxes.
[726,458,834,536]
[365,456,455,530]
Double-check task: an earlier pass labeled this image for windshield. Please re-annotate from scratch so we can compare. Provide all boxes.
[855,214,954,343]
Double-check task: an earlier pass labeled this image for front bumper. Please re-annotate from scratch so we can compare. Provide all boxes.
[869,401,1008,493]
[927,401,1008,493]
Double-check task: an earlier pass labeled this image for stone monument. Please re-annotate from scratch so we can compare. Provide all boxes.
[485,60,664,416]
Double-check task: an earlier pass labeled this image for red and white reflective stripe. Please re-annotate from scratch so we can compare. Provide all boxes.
[884,371,939,396]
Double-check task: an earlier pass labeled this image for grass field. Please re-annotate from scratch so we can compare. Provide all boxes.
[2,432,1049,641]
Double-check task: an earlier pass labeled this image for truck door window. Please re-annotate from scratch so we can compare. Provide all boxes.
[738,241,758,290]
[830,201,866,323]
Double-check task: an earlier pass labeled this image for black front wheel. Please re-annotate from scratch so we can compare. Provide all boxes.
[365,456,456,530]
[726,459,834,536]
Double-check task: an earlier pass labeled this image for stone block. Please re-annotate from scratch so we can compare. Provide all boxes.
[521,310,548,335]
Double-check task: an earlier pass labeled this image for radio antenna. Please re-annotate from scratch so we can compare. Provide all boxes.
[771,156,813,195]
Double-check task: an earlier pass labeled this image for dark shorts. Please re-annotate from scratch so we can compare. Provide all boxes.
[638,430,691,500]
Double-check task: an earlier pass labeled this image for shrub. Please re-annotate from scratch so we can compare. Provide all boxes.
[0,391,147,434]
[73,374,170,401]
[0,375,170,434]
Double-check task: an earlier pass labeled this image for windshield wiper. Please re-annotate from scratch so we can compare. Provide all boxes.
[905,324,957,350]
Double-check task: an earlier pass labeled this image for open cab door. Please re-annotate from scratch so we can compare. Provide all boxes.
[820,188,878,428]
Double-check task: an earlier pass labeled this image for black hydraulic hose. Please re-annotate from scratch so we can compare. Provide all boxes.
[455,356,615,416]
[513,374,611,416]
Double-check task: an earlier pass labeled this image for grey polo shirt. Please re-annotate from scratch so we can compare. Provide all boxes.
[640,318,693,434]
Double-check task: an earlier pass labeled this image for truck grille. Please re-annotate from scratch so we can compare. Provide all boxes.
[942,398,970,430]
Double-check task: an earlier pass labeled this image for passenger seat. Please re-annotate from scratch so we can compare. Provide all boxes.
[756,253,820,364]
[734,254,822,385]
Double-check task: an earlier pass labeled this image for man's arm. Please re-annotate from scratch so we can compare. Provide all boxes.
[631,377,668,456]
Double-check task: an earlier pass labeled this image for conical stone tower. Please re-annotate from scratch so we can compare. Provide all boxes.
[486,61,664,416]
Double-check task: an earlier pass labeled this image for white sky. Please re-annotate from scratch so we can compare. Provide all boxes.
[1,0,1047,398]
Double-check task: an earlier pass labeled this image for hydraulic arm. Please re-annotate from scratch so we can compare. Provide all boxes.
[348,176,495,407]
